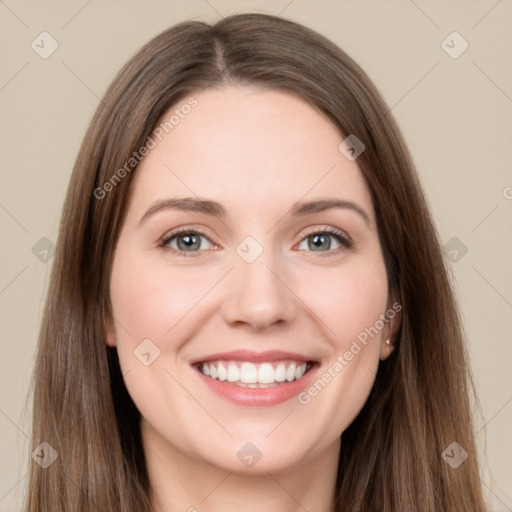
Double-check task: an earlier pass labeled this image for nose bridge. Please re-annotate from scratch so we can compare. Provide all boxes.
[221,236,296,330]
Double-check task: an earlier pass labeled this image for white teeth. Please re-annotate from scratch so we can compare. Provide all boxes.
[286,363,296,382]
[227,365,239,382]
[240,362,258,383]
[198,360,311,385]
[258,363,275,384]
[275,363,286,382]
[217,362,227,381]
[295,363,306,380]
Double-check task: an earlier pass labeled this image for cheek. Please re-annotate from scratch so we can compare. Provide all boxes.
[108,252,208,418]
[293,259,389,434]
[302,257,389,344]
[332,262,389,377]
[109,252,209,348]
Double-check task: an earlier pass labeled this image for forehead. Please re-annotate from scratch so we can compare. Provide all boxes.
[127,86,374,221]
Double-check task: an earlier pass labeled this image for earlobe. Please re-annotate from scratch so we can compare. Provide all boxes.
[380,337,394,360]
[379,303,402,360]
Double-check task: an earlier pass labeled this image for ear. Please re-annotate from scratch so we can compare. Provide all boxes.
[379,300,402,361]
[104,309,117,347]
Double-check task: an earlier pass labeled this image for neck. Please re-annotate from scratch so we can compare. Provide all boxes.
[142,421,340,512]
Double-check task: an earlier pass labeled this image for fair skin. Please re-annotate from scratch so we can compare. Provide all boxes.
[106,86,399,512]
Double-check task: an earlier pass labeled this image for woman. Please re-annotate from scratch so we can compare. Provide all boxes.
[27,12,489,512]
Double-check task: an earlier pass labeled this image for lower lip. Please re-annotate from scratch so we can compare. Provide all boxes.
[194,364,318,406]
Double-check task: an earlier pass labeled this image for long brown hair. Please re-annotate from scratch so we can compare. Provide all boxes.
[27,13,489,511]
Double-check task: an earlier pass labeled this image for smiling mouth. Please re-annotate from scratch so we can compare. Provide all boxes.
[194,360,315,388]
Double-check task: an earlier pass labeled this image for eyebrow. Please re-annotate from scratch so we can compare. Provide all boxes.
[138,196,371,227]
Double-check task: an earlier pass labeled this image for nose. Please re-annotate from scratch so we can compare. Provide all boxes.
[220,250,298,332]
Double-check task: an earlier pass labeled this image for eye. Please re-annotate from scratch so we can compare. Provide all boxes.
[296,228,353,257]
[159,227,216,256]
[159,226,354,258]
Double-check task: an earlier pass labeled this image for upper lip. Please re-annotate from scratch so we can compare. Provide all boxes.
[190,349,315,365]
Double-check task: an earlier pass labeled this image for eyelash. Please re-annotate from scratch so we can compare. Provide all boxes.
[158,225,354,258]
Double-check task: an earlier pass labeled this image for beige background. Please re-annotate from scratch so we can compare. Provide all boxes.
[1,1,511,510]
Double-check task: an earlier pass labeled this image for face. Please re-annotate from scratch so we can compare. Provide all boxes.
[106,86,399,474]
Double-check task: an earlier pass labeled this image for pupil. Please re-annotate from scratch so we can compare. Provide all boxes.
[310,234,329,251]
[179,234,200,250]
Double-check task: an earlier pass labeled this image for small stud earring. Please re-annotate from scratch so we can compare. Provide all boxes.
[385,338,391,345]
